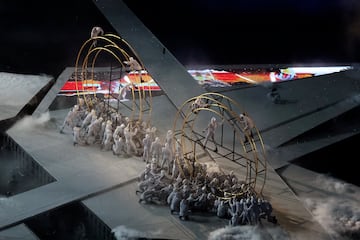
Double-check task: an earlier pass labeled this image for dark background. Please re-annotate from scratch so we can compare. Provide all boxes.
[124,0,360,66]
[1,0,360,77]
[0,0,359,186]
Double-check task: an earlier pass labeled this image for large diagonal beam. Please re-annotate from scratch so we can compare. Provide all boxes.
[93,0,205,110]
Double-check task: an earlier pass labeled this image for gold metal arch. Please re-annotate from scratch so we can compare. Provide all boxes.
[172,93,267,196]
[74,33,153,125]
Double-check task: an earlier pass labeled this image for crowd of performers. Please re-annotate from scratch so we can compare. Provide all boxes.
[136,158,277,226]
[59,96,277,227]
[59,97,159,157]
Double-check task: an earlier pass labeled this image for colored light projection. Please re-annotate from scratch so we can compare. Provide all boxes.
[59,66,352,96]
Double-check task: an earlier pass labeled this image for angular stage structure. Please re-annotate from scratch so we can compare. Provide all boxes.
[0,1,359,239]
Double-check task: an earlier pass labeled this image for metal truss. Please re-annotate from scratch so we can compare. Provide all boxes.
[74,33,152,125]
[172,92,267,196]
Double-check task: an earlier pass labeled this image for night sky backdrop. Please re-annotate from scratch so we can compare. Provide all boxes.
[1,0,360,76]
[124,0,360,66]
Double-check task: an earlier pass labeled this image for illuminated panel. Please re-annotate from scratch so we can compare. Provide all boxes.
[59,66,353,95]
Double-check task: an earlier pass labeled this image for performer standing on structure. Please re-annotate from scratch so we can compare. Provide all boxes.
[239,113,255,143]
[203,117,222,152]
[90,26,104,48]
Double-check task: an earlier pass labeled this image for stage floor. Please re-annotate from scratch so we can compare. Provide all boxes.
[1,94,337,239]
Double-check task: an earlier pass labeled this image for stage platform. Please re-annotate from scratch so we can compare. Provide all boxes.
[0,72,53,122]
[0,88,336,239]
[0,0,359,238]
